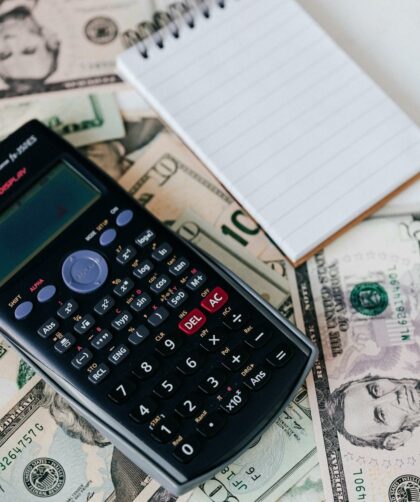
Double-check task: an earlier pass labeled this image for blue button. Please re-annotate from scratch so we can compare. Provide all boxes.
[116,210,134,227]
[14,301,33,320]
[37,285,57,303]
[99,228,117,247]
[62,250,108,294]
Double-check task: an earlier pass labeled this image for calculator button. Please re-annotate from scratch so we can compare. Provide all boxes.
[245,330,272,349]
[155,335,183,357]
[200,332,224,352]
[99,228,117,247]
[94,295,115,316]
[186,271,207,291]
[130,292,151,313]
[266,345,293,368]
[129,397,158,423]
[108,380,136,404]
[244,366,271,391]
[133,260,154,279]
[148,307,169,327]
[222,346,250,372]
[88,363,110,384]
[62,250,108,294]
[175,392,204,418]
[178,308,206,335]
[108,344,130,365]
[151,416,180,443]
[128,325,150,346]
[223,311,247,330]
[57,299,79,319]
[116,245,137,265]
[37,318,59,338]
[220,387,248,415]
[54,333,76,354]
[166,289,188,309]
[111,311,133,331]
[71,349,93,369]
[74,314,95,335]
[177,351,205,375]
[196,413,226,438]
[37,285,56,303]
[91,329,113,350]
[172,436,201,463]
[168,257,189,276]
[116,209,134,227]
[154,373,181,399]
[113,278,134,297]
[14,301,33,320]
[150,274,171,294]
[132,356,159,380]
[135,229,156,247]
[151,243,173,262]
[200,287,228,313]
[199,370,226,395]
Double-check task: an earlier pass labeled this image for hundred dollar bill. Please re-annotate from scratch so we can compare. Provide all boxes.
[0,94,125,146]
[288,215,420,502]
[0,0,155,102]
[118,132,291,289]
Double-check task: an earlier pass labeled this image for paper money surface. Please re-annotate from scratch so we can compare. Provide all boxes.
[118,132,291,290]
[0,94,125,146]
[0,0,154,101]
[280,464,325,502]
[289,215,420,502]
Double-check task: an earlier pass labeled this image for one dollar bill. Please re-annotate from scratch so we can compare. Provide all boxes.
[289,215,420,502]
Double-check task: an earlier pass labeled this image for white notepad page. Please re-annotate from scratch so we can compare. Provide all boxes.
[118,0,420,264]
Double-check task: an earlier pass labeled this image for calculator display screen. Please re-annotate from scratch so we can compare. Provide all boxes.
[0,161,100,287]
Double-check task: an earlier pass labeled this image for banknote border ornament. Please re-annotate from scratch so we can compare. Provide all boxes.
[23,457,66,497]
[388,474,420,502]
[350,282,389,316]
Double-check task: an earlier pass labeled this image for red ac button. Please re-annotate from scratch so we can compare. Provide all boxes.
[201,287,229,313]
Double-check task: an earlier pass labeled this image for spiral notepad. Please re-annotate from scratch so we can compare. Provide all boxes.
[117,0,420,265]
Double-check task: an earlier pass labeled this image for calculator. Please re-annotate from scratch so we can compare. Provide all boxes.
[0,121,316,495]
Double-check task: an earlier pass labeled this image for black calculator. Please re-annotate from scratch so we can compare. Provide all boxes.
[0,121,316,494]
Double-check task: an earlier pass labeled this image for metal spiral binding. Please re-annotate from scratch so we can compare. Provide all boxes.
[122,0,229,58]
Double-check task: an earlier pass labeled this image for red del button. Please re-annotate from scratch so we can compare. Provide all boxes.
[201,287,228,313]
[179,308,207,335]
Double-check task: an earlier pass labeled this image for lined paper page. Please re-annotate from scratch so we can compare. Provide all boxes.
[118,0,420,263]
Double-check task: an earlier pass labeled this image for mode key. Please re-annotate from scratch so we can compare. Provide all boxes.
[38,318,59,339]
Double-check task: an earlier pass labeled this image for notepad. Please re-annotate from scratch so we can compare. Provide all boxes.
[117,0,420,265]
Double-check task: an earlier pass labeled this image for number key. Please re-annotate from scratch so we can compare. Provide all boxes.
[177,351,205,375]
[132,356,159,380]
[154,373,181,399]
[175,392,204,418]
[151,416,180,443]
[155,335,183,357]
[108,380,136,404]
[172,436,201,463]
[199,369,226,395]
[130,397,158,423]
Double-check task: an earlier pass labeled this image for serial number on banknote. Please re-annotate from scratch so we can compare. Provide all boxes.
[352,469,367,500]
[219,465,263,491]
[0,423,44,471]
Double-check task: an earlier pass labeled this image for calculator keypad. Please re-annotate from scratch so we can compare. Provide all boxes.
[12,202,305,478]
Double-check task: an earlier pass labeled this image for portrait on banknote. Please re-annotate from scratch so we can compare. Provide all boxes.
[0,0,59,93]
[327,375,420,450]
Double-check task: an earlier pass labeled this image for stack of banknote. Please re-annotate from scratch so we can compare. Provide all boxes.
[0,2,418,501]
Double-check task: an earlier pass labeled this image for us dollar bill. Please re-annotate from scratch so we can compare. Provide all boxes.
[0,0,155,102]
[288,215,420,502]
[118,132,291,296]
[0,94,125,146]
[280,465,325,502]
